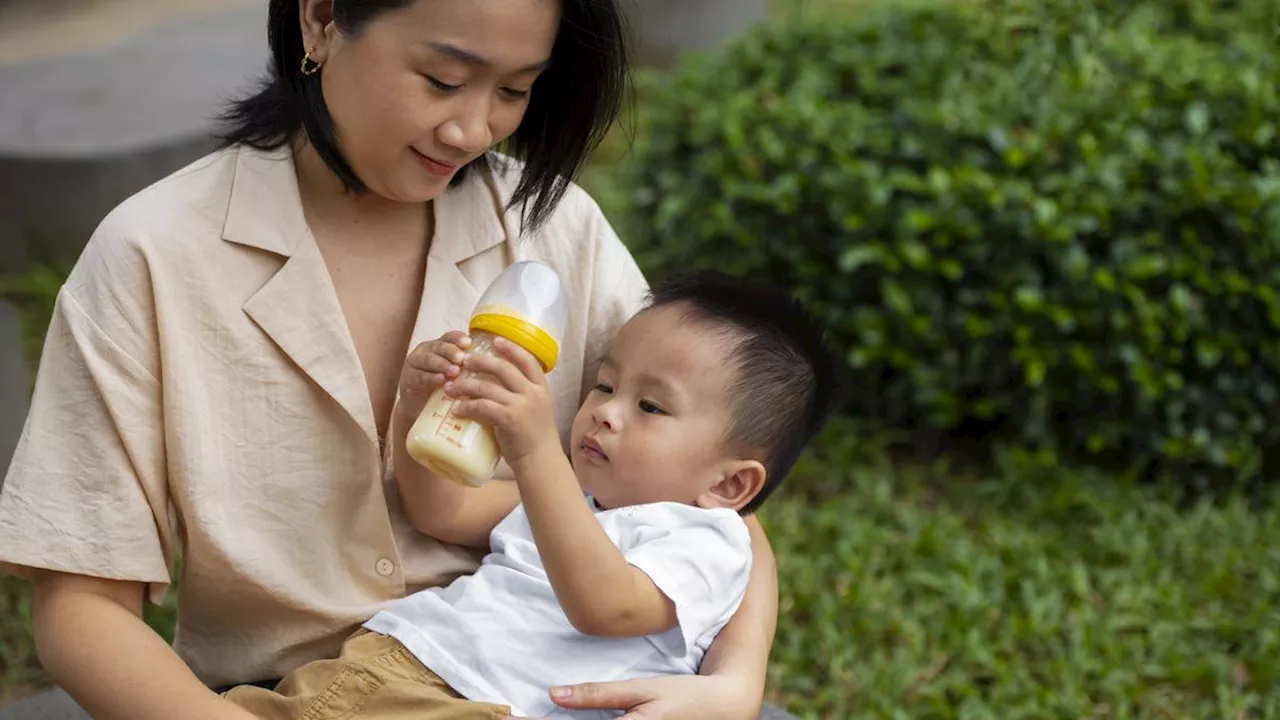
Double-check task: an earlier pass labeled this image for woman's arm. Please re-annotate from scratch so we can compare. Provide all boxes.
[33,570,259,720]
[700,515,777,692]
[543,515,778,720]
[392,404,520,548]
[392,332,521,548]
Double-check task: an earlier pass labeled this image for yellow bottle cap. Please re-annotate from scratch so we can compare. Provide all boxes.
[470,312,561,372]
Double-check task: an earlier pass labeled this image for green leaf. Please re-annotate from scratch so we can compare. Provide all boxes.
[882,280,914,316]
[1185,102,1211,136]
[1127,254,1168,279]
[1014,286,1044,311]
[838,245,884,273]
[898,240,931,268]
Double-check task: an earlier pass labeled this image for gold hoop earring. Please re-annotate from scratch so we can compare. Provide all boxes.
[300,48,323,75]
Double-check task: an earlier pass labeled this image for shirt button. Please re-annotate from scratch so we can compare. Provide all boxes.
[375,558,395,577]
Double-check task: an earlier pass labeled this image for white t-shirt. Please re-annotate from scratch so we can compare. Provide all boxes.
[363,498,753,719]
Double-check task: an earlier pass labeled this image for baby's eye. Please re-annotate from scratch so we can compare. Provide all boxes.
[593,383,614,395]
[638,400,665,415]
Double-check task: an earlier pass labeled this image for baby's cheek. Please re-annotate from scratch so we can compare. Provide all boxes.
[636,436,678,476]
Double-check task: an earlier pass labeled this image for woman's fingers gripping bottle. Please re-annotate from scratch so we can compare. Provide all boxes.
[406,261,568,487]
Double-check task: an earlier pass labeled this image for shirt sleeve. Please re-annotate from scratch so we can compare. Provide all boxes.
[0,228,174,605]
[621,507,753,658]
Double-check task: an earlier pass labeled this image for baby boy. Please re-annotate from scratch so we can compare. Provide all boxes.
[226,270,842,720]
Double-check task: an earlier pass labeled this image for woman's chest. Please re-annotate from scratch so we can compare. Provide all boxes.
[327,253,427,440]
[314,228,430,440]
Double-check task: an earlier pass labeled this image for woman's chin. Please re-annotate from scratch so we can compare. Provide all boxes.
[363,164,453,205]
[393,175,452,204]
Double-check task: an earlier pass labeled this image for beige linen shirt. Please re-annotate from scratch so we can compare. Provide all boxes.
[0,144,648,688]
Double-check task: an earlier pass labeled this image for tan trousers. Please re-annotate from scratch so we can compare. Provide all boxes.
[224,630,511,720]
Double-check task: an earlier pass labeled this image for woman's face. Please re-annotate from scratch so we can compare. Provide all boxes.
[307,0,559,203]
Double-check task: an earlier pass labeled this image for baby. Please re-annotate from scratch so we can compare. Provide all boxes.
[225,270,842,720]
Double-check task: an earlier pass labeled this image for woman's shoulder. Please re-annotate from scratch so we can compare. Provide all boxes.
[92,145,241,250]
[72,144,288,289]
[64,145,268,312]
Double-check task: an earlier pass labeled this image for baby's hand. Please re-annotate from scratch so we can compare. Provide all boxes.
[445,337,560,467]
[397,331,471,422]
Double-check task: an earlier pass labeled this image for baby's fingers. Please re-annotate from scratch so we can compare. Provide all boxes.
[493,338,546,385]
[449,398,508,427]
[439,331,472,351]
[444,376,512,405]
[406,336,468,372]
[461,352,527,393]
[402,339,467,395]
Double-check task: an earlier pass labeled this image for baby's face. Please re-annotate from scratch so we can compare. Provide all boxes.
[570,305,741,510]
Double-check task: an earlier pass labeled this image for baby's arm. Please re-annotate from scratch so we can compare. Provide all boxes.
[514,447,678,637]
[393,331,519,548]
[447,339,676,636]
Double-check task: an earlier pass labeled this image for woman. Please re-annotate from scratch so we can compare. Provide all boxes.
[0,1,780,719]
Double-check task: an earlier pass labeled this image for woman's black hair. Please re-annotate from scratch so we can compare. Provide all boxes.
[217,0,629,230]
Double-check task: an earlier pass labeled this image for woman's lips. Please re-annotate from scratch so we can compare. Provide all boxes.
[412,148,458,177]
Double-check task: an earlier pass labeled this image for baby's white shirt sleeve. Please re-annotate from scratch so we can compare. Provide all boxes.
[613,503,754,658]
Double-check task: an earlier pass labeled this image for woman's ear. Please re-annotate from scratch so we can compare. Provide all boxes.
[298,0,338,63]
[697,461,767,512]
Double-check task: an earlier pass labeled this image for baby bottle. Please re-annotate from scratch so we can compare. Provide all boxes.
[406,261,568,487]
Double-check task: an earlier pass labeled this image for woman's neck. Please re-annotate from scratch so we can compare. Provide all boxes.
[292,138,430,249]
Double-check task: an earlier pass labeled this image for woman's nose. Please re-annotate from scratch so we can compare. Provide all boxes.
[438,97,494,154]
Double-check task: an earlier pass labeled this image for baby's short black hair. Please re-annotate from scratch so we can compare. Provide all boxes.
[645,271,843,513]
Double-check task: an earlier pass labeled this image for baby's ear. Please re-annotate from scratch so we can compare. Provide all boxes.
[697,461,766,512]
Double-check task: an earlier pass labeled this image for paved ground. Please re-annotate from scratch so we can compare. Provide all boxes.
[0,0,262,63]
[0,2,268,156]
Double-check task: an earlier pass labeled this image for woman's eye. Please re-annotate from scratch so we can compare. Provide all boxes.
[499,87,530,100]
[638,400,665,416]
[594,383,614,395]
[426,76,462,92]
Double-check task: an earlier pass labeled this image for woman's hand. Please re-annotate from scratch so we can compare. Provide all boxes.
[502,674,758,720]
[396,331,471,422]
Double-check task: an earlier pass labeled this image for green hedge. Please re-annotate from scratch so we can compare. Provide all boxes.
[625,0,1280,486]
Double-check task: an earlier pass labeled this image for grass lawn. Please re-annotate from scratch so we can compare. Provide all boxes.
[765,430,1280,718]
